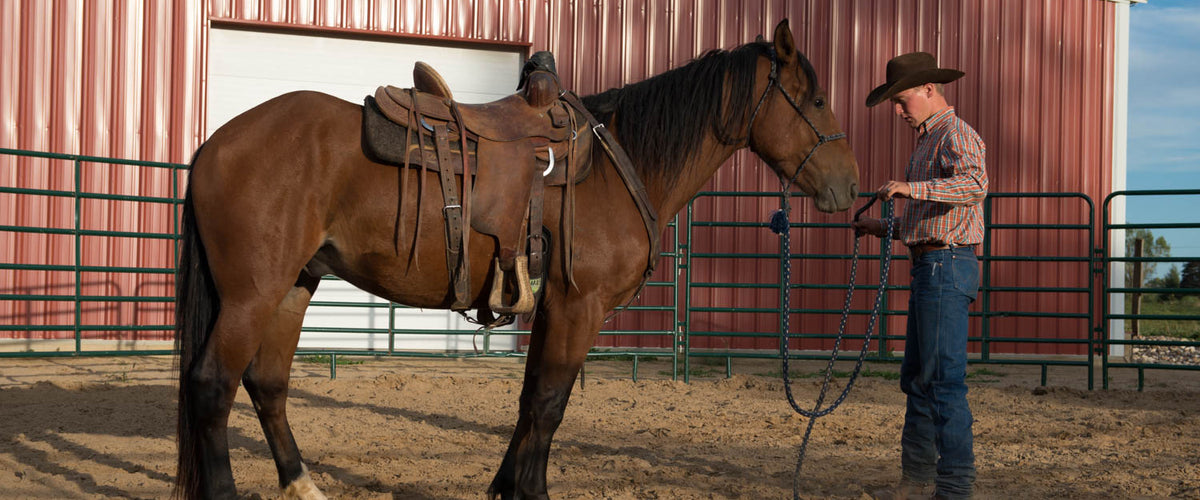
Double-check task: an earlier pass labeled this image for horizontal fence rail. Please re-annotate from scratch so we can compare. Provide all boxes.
[2,149,1197,388]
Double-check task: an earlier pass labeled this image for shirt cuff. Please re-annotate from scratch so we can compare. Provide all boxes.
[907,181,927,200]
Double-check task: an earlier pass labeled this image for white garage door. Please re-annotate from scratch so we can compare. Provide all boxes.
[207,27,523,351]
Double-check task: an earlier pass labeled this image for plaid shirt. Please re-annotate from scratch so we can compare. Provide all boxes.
[897,107,988,246]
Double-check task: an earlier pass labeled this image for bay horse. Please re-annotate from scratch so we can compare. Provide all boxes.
[174,19,858,500]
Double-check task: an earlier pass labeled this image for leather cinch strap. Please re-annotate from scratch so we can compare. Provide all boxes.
[560,92,660,283]
[434,123,471,309]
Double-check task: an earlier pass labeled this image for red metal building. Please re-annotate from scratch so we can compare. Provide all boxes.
[1,0,1135,356]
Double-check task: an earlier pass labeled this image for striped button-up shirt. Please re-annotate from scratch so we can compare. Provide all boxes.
[897,107,988,247]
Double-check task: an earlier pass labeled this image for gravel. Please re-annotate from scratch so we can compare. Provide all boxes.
[1129,335,1200,366]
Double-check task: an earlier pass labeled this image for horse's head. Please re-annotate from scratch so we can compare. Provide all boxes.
[747,20,859,213]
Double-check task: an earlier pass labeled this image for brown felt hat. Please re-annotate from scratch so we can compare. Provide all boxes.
[865,52,964,107]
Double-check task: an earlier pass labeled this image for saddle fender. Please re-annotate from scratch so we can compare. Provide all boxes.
[471,138,537,267]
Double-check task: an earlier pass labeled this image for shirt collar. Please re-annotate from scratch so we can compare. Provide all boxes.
[917,106,955,136]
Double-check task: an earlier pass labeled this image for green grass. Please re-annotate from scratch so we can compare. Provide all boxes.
[758,368,900,380]
[967,368,1003,377]
[1125,295,1200,339]
[752,367,1001,383]
[967,368,1004,382]
[298,354,365,366]
[589,354,661,363]
[658,367,721,378]
[586,349,662,363]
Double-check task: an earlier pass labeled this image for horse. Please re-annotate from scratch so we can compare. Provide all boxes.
[174,18,858,500]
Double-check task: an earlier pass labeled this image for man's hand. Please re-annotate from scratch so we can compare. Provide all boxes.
[851,217,886,238]
[876,180,912,201]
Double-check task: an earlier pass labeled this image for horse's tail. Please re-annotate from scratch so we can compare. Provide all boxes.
[173,149,219,499]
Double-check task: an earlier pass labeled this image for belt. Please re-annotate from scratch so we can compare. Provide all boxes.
[908,243,976,260]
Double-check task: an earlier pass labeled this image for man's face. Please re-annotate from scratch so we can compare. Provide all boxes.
[889,84,936,129]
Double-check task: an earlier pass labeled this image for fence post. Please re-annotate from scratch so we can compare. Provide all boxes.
[1130,239,1143,338]
[73,159,83,355]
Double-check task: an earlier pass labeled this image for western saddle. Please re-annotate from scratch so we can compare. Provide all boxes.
[362,52,621,323]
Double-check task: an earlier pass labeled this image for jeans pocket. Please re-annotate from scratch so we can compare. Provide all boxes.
[951,253,980,300]
[910,257,939,287]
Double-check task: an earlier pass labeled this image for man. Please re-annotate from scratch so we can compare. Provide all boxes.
[853,52,988,500]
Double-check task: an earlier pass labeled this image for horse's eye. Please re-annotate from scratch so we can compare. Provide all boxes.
[814,97,826,109]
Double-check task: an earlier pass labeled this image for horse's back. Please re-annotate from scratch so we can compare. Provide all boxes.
[205,91,357,147]
[192,90,364,219]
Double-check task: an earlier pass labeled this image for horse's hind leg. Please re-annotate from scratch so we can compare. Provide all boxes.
[183,264,322,499]
[185,283,324,499]
[241,273,327,499]
[183,298,280,498]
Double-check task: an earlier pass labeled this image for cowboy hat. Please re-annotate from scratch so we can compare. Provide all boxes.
[865,52,964,107]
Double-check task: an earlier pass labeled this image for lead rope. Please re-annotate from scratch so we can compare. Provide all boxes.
[769,195,894,499]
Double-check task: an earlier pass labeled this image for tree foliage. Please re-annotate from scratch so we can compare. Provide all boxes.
[1125,229,1171,287]
[1155,265,1181,301]
[1182,261,1200,290]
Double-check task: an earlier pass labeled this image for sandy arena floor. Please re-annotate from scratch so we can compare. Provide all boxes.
[0,354,1197,499]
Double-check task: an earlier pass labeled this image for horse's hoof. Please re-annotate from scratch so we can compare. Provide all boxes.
[281,464,328,500]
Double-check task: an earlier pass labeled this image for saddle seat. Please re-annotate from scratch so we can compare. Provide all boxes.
[413,57,561,110]
[376,85,573,144]
[368,74,593,186]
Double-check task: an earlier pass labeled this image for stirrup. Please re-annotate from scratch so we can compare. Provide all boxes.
[489,256,535,315]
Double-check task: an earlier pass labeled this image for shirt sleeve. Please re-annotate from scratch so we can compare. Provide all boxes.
[907,129,988,205]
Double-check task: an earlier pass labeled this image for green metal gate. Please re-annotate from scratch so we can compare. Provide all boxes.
[3,148,1198,388]
[1101,190,1200,389]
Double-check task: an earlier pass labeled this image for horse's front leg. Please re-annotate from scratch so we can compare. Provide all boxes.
[488,294,602,500]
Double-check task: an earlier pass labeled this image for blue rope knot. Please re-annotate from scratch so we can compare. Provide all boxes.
[768,209,790,235]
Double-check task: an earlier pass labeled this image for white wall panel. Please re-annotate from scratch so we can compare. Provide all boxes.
[207,27,524,351]
[207,27,523,135]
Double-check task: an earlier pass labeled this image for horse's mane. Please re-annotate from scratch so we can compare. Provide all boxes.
[580,41,820,187]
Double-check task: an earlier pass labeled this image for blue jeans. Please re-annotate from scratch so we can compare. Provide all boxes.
[900,246,978,499]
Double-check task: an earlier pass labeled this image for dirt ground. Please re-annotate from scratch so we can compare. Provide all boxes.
[0,354,1198,499]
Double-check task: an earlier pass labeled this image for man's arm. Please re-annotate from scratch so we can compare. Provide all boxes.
[851,217,903,240]
[907,130,988,205]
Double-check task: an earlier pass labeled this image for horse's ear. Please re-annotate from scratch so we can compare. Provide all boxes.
[773,18,797,64]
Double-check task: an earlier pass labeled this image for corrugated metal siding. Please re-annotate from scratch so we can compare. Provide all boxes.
[1,0,1115,355]
[571,0,1115,356]
[2,0,200,342]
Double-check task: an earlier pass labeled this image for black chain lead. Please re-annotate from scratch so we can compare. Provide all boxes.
[770,196,894,499]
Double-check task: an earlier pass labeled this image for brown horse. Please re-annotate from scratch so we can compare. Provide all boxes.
[174,19,858,500]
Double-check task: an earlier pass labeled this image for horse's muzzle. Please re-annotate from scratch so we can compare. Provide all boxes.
[814,181,857,213]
